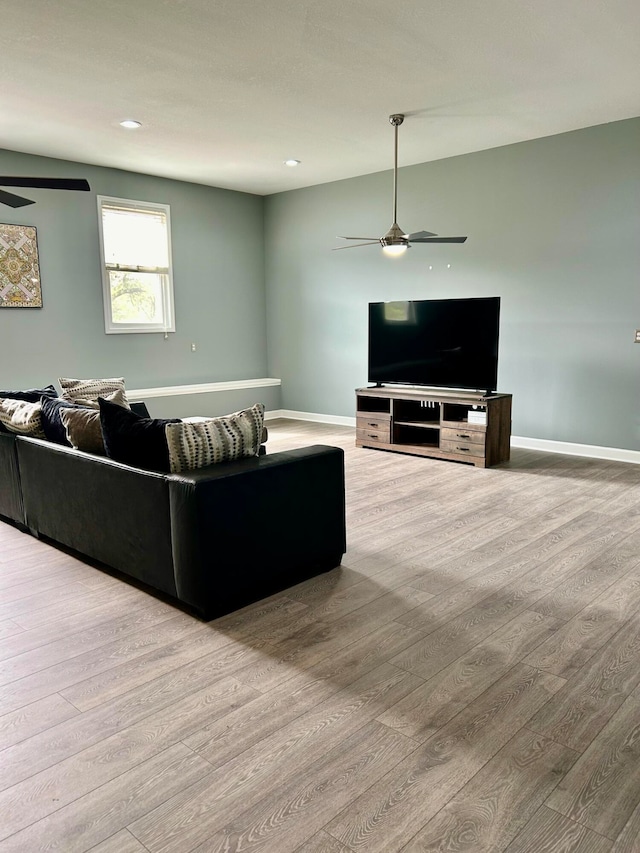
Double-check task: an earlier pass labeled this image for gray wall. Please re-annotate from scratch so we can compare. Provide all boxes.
[265,118,640,450]
[3,120,639,448]
[0,149,268,408]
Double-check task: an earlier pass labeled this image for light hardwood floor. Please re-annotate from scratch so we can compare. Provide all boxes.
[1,419,640,852]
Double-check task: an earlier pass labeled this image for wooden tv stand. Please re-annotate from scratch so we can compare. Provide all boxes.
[356,386,512,468]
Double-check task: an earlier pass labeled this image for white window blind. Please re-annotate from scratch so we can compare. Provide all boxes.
[101,204,170,271]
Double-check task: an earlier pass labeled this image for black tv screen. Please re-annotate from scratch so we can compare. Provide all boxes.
[368,297,500,392]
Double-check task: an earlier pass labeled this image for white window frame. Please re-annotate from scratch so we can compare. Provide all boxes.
[97,195,176,334]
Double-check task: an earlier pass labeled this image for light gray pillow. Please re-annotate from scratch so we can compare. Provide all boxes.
[59,377,128,406]
[165,403,265,473]
[69,387,130,411]
[0,398,45,437]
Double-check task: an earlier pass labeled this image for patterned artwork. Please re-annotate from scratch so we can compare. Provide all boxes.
[0,224,42,308]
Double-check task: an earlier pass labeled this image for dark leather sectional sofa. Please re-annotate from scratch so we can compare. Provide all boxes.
[0,429,346,620]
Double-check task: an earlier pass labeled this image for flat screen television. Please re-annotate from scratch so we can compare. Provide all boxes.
[368,296,500,393]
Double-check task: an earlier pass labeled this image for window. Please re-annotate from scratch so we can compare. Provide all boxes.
[97,196,175,334]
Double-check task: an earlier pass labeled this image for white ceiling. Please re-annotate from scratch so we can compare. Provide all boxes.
[2,0,639,195]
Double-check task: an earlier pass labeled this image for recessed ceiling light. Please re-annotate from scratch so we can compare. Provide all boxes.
[284,159,301,167]
[120,119,142,129]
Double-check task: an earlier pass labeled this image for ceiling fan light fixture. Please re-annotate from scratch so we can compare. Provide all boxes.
[382,243,408,256]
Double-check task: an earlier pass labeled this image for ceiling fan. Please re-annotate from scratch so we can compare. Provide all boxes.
[0,177,91,208]
[334,114,467,255]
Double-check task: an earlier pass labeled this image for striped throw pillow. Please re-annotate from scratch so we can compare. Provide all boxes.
[165,403,265,473]
[59,377,128,406]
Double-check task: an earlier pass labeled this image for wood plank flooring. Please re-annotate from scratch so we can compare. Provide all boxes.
[1,419,640,851]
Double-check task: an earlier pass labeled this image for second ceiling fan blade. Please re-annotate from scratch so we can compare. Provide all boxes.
[0,188,34,208]
[406,230,438,239]
[0,177,90,191]
[411,236,468,243]
[332,242,381,250]
[336,236,381,241]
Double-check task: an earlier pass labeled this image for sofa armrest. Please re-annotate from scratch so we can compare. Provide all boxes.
[167,445,346,619]
[0,432,24,525]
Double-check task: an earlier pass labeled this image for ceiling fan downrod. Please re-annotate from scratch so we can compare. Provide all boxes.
[389,113,404,229]
[383,114,407,250]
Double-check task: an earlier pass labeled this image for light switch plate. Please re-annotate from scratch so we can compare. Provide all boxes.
[635,330,640,343]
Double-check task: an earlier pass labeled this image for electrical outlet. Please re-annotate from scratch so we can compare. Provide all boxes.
[191,342,197,352]
[635,330,640,343]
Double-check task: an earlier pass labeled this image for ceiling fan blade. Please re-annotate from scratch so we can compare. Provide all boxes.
[406,230,438,239]
[411,236,468,243]
[0,177,90,191]
[336,236,382,241]
[0,188,34,208]
[332,242,381,250]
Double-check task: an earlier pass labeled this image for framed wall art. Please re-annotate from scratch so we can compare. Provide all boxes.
[0,223,42,308]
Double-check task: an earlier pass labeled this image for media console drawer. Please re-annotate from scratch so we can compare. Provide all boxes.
[440,427,485,446]
[357,427,391,444]
[356,413,391,430]
[440,438,485,458]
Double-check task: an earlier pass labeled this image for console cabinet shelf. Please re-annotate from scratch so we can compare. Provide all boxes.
[356,387,512,468]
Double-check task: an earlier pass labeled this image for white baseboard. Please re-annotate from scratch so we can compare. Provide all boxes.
[128,378,281,399]
[510,435,640,465]
[266,409,640,465]
[266,409,357,428]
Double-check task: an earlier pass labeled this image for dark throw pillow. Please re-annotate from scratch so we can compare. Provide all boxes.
[98,396,180,472]
[40,396,79,446]
[0,385,58,403]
